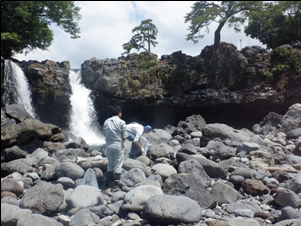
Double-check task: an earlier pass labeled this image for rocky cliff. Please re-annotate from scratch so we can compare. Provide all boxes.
[2,43,300,130]
[79,43,301,129]
[1,58,72,129]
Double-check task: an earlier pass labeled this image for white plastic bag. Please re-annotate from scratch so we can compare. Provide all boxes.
[83,168,99,189]
[140,136,151,155]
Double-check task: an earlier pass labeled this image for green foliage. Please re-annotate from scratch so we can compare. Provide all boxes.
[130,79,141,90]
[270,45,301,89]
[201,43,261,90]
[139,88,150,96]
[122,19,158,55]
[157,54,205,99]
[245,1,301,49]
[273,64,289,73]
[116,52,162,99]
[184,1,262,48]
[1,1,81,58]
[132,52,158,70]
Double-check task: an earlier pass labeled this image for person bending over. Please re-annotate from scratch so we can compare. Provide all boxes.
[126,122,152,158]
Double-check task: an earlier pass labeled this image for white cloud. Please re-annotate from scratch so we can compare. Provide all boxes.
[15,1,265,69]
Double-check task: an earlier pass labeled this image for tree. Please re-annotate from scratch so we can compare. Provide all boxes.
[122,19,158,55]
[1,1,81,59]
[245,1,301,49]
[184,1,262,49]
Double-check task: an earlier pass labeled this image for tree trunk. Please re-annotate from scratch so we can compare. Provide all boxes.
[214,21,226,49]
[147,31,151,52]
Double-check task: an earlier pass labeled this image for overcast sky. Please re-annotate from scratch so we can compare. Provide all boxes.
[15,1,265,69]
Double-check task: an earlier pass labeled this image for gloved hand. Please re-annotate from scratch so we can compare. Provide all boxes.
[141,147,145,154]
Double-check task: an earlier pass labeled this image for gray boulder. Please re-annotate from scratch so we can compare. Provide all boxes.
[142,194,203,224]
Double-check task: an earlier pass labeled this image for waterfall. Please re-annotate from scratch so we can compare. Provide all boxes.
[69,70,105,146]
[3,60,105,146]
[3,59,37,118]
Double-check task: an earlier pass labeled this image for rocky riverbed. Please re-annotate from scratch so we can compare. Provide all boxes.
[1,103,301,226]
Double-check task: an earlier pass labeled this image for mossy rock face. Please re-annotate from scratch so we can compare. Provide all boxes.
[82,45,300,101]
[158,51,204,99]
[199,43,301,91]
[79,45,300,126]
[11,43,300,129]
[270,45,301,90]
[201,43,266,90]
[81,52,163,100]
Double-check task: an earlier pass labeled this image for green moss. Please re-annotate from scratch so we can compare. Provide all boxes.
[270,46,301,89]
[140,88,150,96]
[136,52,158,70]
[130,79,141,90]
[272,64,289,73]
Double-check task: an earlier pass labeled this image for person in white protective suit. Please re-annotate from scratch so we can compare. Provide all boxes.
[103,105,127,188]
[126,123,152,158]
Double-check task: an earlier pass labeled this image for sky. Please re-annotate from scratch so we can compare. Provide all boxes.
[15,1,266,69]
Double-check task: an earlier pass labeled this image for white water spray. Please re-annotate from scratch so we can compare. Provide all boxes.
[3,60,36,118]
[69,70,105,146]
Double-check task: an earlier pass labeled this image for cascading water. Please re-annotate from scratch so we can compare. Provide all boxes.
[3,60,105,147]
[69,69,105,146]
[3,59,37,118]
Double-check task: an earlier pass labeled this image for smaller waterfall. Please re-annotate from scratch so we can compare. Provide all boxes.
[3,60,37,118]
[69,70,105,146]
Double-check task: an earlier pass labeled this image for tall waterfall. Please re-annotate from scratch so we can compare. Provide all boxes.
[3,59,37,118]
[69,70,105,146]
